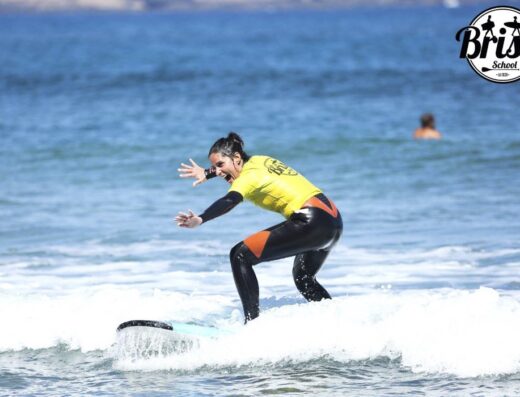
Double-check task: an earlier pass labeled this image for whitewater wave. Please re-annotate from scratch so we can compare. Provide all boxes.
[2,286,516,377]
[3,243,519,296]
[3,240,520,377]
[0,288,236,352]
[115,288,520,378]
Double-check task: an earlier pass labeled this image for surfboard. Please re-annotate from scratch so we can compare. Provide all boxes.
[116,319,225,338]
[115,319,205,359]
[117,320,173,332]
[115,320,237,360]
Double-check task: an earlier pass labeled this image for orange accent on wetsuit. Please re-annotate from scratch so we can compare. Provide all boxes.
[244,231,271,259]
[302,196,338,218]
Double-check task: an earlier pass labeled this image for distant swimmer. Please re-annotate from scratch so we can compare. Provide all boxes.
[413,113,442,140]
[176,132,343,323]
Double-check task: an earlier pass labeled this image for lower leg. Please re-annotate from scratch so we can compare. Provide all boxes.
[293,251,332,302]
[230,242,260,322]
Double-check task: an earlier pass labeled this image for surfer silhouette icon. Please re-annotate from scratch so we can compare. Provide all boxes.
[482,16,496,39]
[504,16,520,36]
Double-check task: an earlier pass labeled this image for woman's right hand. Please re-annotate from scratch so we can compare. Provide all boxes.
[178,158,206,187]
[175,210,203,228]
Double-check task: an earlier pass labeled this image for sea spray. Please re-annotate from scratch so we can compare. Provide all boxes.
[114,288,520,377]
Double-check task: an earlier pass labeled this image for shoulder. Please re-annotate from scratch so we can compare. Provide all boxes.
[242,155,269,170]
[414,128,425,138]
[431,129,442,139]
[248,155,268,163]
[414,128,442,140]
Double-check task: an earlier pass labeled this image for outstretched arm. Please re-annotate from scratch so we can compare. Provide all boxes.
[199,191,243,223]
[175,191,243,228]
[178,158,217,187]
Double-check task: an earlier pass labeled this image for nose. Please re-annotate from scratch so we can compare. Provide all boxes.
[215,167,224,176]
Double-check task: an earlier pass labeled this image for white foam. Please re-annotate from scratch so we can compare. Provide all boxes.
[115,288,520,378]
[2,241,520,377]
[46,239,227,258]
[0,288,235,352]
[4,242,517,297]
[2,283,520,377]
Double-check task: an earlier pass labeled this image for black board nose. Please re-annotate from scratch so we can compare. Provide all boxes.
[117,320,173,332]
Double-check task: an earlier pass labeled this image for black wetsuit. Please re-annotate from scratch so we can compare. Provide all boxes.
[200,192,343,322]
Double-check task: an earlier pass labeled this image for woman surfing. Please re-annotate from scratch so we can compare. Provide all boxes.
[176,132,343,322]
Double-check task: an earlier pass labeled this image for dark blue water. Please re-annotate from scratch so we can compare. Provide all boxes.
[1,6,520,396]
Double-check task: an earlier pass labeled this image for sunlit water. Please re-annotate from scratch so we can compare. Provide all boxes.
[1,6,520,396]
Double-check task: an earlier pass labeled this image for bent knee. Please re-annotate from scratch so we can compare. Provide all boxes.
[229,242,243,262]
[230,242,258,268]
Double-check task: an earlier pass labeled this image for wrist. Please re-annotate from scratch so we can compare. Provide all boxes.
[204,166,217,180]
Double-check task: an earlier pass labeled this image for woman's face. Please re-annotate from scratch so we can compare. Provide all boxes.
[209,152,243,184]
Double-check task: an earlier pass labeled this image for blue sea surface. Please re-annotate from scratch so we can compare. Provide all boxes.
[1,6,520,396]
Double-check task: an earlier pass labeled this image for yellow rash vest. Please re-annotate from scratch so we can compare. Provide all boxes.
[229,155,322,218]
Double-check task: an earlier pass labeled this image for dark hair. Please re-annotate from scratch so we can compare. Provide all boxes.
[420,113,435,128]
[208,132,250,161]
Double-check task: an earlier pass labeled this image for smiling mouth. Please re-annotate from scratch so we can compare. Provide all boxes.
[224,174,234,183]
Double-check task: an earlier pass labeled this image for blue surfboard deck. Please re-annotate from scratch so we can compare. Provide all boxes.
[168,321,226,338]
[116,319,231,339]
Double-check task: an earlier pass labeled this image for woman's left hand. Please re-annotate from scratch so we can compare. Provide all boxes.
[175,210,202,228]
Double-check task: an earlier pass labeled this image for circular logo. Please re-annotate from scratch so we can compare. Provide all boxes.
[456,6,520,83]
[263,158,298,176]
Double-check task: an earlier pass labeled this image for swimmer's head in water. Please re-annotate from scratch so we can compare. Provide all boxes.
[420,113,436,129]
[208,132,250,184]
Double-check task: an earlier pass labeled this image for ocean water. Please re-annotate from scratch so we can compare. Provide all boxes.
[1,5,520,396]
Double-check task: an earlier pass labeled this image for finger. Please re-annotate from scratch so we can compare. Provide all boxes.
[179,170,194,176]
[180,163,192,169]
[188,209,195,217]
[189,158,198,167]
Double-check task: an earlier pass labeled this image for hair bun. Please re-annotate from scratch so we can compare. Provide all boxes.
[208,131,250,161]
[227,132,244,148]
